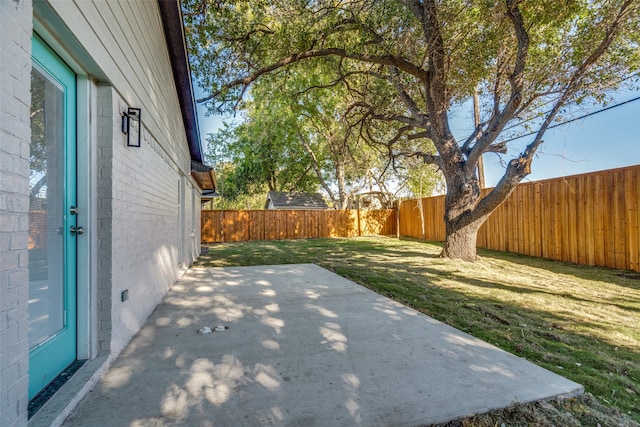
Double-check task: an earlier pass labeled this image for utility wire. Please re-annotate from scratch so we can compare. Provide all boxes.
[495,94,640,145]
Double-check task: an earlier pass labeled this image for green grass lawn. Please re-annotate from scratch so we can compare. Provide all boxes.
[194,236,639,424]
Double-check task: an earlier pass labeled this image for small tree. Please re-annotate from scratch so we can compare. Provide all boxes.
[184,0,639,260]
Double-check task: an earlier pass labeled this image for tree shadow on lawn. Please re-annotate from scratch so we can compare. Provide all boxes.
[394,236,640,292]
[199,239,639,351]
[442,271,640,315]
[478,247,640,292]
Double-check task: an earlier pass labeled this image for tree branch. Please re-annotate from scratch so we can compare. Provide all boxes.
[294,70,372,97]
[347,101,431,131]
[466,0,529,174]
[371,113,429,129]
[399,151,442,167]
[196,48,429,104]
[218,26,275,43]
[388,66,431,128]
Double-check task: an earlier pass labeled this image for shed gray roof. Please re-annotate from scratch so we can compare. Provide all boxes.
[265,192,329,210]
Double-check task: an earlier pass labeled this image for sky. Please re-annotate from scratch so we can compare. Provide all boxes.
[196,89,640,189]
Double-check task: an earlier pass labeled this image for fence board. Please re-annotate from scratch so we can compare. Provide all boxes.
[594,174,605,266]
[521,185,529,256]
[540,181,552,259]
[556,179,565,259]
[556,179,566,259]
[614,170,626,269]
[582,176,594,265]
[636,169,640,271]
[568,177,578,264]
[626,169,638,271]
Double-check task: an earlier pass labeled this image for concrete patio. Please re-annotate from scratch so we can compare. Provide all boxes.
[62,264,582,426]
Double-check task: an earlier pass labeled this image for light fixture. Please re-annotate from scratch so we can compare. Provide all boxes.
[122,107,141,147]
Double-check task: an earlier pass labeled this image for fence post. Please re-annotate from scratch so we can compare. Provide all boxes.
[221,210,225,243]
[396,200,401,239]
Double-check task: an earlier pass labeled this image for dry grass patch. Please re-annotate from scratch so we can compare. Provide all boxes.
[195,236,639,425]
[437,393,637,426]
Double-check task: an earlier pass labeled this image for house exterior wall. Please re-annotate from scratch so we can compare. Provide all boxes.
[46,0,192,176]
[0,1,203,425]
[0,1,33,426]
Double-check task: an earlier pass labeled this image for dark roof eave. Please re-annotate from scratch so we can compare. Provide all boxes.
[157,0,204,164]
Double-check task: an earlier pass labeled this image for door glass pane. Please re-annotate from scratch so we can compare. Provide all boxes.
[29,65,65,349]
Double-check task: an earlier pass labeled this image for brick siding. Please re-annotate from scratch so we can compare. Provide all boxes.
[0,1,33,426]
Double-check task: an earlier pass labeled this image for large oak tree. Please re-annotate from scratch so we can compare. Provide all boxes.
[184,0,639,260]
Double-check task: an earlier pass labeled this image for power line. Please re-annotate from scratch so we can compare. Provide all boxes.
[495,94,640,145]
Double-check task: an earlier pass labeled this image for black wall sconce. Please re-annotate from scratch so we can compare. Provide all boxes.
[122,107,142,147]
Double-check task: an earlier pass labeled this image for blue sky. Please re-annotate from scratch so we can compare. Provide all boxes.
[196,90,640,188]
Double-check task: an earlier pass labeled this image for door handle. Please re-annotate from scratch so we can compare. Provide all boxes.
[70,225,85,236]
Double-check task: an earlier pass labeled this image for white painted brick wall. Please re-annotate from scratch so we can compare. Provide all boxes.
[0,1,33,426]
[98,89,197,357]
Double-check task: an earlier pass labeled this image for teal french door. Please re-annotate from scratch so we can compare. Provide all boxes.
[28,35,78,399]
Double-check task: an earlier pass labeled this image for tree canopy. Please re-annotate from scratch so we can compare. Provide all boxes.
[184,0,639,259]
[205,64,439,209]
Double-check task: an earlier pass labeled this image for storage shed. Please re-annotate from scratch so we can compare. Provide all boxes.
[264,192,330,210]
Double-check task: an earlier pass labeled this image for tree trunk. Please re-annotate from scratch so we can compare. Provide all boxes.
[441,168,524,261]
[336,163,347,210]
[441,221,480,261]
[440,170,486,261]
[299,134,336,203]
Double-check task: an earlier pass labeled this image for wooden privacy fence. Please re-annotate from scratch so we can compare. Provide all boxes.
[400,165,640,273]
[202,209,396,243]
